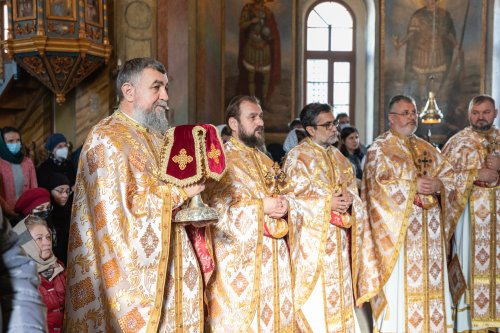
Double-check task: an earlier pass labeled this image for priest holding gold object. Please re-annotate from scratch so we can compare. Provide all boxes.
[64,58,207,333]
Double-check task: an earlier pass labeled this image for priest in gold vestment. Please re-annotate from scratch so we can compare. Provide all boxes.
[442,95,500,332]
[282,103,379,332]
[363,95,456,332]
[204,95,293,332]
[63,58,206,332]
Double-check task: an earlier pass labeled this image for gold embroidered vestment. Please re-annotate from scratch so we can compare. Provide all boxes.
[362,130,456,332]
[442,126,500,329]
[203,137,293,332]
[283,138,376,332]
[64,112,204,333]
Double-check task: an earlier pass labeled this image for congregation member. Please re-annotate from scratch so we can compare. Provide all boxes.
[204,95,293,331]
[0,207,46,332]
[0,126,37,219]
[339,126,364,183]
[64,57,205,332]
[42,173,73,265]
[14,187,52,222]
[283,118,306,153]
[36,133,76,189]
[283,103,377,332]
[335,112,351,131]
[13,216,66,333]
[362,95,456,332]
[442,95,500,332]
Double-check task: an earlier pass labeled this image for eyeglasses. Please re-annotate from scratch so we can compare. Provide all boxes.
[314,121,336,130]
[389,110,418,117]
[52,188,73,195]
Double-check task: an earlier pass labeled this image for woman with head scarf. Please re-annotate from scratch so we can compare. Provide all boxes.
[41,173,72,265]
[13,215,66,333]
[0,126,38,219]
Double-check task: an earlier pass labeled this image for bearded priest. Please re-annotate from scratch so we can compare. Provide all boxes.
[362,95,457,332]
[64,58,206,332]
[203,95,293,332]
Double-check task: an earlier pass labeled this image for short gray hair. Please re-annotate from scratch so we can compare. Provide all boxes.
[116,58,167,102]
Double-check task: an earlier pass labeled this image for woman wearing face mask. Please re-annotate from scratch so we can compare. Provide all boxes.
[13,215,66,333]
[14,187,52,221]
[36,133,76,191]
[43,172,72,265]
[0,127,38,219]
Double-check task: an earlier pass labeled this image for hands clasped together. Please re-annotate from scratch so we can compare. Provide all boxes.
[416,176,441,195]
[264,196,289,219]
[331,191,353,214]
[478,154,500,184]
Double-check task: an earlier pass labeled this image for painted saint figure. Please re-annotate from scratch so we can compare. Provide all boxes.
[238,0,281,105]
[392,0,459,104]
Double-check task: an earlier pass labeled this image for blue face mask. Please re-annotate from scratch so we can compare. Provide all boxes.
[6,142,21,155]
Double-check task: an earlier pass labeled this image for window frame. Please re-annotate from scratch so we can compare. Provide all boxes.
[304,0,356,122]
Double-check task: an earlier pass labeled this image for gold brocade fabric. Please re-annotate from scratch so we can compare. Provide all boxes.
[203,137,293,332]
[283,138,377,332]
[63,111,204,333]
[362,130,456,332]
[442,126,500,327]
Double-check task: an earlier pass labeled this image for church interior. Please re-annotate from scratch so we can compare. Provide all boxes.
[0,0,499,160]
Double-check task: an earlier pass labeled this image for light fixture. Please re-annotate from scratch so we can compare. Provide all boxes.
[1,0,112,104]
[418,1,443,125]
[420,91,443,124]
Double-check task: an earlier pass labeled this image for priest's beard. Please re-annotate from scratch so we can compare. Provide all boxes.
[133,100,170,134]
[472,121,494,132]
[238,125,265,148]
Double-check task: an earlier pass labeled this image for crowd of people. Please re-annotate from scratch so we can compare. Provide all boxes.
[1,57,499,333]
[0,131,75,332]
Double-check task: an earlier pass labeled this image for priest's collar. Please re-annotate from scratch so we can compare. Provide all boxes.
[306,137,329,150]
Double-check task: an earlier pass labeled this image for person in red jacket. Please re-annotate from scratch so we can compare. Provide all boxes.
[12,215,66,333]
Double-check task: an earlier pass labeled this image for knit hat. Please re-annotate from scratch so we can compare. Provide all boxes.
[46,172,71,191]
[45,133,67,152]
[14,188,51,217]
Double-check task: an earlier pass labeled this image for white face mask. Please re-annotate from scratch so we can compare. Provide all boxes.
[339,123,351,130]
[54,147,68,160]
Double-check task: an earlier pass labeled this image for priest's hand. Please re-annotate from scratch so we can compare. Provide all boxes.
[485,154,500,171]
[184,183,206,198]
[264,196,288,218]
[416,176,441,195]
[477,168,499,184]
[331,191,353,213]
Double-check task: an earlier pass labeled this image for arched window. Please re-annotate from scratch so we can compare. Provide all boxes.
[305,1,355,119]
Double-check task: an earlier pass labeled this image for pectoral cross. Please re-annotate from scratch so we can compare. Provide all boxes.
[265,162,286,195]
[417,151,433,176]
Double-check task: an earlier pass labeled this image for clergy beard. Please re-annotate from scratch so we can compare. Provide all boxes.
[133,100,170,134]
[238,125,265,148]
[329,132,339,145]
[472,122,494,132]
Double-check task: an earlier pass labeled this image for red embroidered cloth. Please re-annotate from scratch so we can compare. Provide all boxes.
[159,124,226,186]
